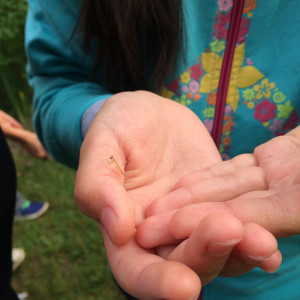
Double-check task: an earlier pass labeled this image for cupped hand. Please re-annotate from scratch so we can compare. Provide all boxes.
[102,211,281,299]
[75,90,220,245]
[146,127,300,236]
[135,127,300,285]
[74,91,222,298]
[74,91,284,298]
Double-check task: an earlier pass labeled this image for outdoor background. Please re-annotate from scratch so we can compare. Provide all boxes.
[1,1,126,299]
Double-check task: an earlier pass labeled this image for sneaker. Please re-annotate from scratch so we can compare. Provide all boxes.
[12,248,26,271]
[15,192,49,221]
[17,292,29,300]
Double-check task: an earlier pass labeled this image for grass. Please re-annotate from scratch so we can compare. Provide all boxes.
[10,126,127,300]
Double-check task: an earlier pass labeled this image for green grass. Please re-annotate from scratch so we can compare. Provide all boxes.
[10,134,126,300]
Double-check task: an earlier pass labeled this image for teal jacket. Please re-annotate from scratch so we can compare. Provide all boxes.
[26,0,300,299]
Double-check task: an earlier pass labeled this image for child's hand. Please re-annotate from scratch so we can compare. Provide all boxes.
[20,131,50,160]
[145,127,300,235]
[74,90,222,298]
[75,90,221,245]
[0,110,23,131]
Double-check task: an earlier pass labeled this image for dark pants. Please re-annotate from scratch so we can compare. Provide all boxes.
[0,128,18,300]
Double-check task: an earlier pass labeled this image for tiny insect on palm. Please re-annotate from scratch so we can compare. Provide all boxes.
[106,155,125,175]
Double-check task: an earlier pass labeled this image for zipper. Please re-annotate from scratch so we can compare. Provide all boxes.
[211,0,245,148]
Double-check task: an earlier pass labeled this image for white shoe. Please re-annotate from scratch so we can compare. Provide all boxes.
[18,292,29,300]
[12,248,26,271]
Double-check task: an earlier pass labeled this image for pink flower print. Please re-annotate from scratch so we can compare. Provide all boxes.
[237,17,251,43]
[204,119,214,133]
[214,13,231,40]
[269,119,284,133]
[254,99,276,123]
[190,63,203,82]
[221,153,230,161]
[166,78,180,93]
[246,58,254,65]
[182,85,189,93]
[224,104,233,115]
[218,0,233,12]
[189,80,199,94]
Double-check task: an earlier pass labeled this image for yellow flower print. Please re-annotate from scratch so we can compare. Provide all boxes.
[200,43,264,111]
[247,102,255,109]
[200,52,223,93]
[160,87,175,99]
[227,43,264,111]
[180,72,191,84]
[253,78,275,100]
[203,106,215,118]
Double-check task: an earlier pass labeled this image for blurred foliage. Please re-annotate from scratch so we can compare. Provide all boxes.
[0,0,28,65]
[0,0,33,121]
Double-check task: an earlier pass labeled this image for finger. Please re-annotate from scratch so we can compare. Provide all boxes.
[146,162,266,217]
[137,204,237,249]
[170,185,300,238]
[167,213,244,286]
[220,223,281,277]
[259,250,282,273]
[174,153,258,189]
[0,111,23,128]
[136,210,180,249]
[227,185,300,237]
[101,228,201,300]
[154,220,281,282]
[75,127,135,246]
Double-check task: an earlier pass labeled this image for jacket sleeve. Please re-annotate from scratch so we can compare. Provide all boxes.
[25,0,112,169]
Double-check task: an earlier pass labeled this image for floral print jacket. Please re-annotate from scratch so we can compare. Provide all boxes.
[163,0,300,162]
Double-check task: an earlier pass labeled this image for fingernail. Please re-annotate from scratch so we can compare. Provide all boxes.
[101,207,118,243]
[241,253,270,265]
[207,239,241,256]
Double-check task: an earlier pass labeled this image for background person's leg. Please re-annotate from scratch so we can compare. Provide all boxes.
[0,128,19,300]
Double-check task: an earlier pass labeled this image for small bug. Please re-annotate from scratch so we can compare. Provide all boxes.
[106,155,125,175]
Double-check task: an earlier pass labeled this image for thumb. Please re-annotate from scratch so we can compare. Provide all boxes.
[74,131,135,246]
[75,162,135,246]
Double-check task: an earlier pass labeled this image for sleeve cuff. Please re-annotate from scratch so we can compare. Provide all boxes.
[81,98,108,138]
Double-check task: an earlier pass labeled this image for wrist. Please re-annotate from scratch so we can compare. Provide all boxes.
[81,99,108,138]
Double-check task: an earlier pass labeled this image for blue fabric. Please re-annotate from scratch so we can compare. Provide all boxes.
[25,0,112,168]
[26,0,300,298]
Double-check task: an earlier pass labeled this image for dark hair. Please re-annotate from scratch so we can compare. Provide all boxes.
[78,0,183,93]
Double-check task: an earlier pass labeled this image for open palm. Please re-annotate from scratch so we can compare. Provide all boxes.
[74,91,281,299]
